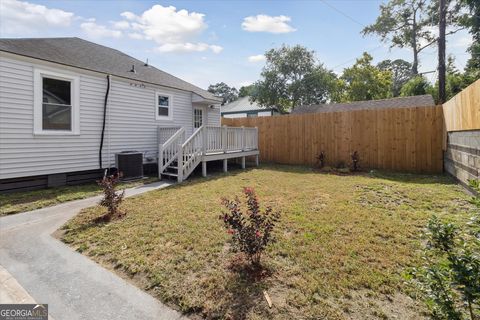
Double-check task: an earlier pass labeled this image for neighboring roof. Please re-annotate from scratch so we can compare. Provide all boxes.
[0,37,221,102]
[221,96,275,113]
[292,95,436,114]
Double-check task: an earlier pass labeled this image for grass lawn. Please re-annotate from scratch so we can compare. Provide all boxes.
[0,177,158,216]
[61,165,474,319]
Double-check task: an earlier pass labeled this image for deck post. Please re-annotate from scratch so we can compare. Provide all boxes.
[255,154,259,167]
[177,143,183,183]
[202,161,207,177]
[158,144,163,179]
[241,156,246,169]
[241,126,245,151]
[202,126,206,156]
[223,159,228,172]
[222,125,227,153]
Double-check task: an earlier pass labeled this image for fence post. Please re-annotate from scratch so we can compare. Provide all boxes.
[177,144,183,183]
[255,127,259,149]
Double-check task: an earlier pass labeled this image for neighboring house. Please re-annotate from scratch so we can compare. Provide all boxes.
[221,96,279,118]
[291,95,436,114]
[0,37,241,190]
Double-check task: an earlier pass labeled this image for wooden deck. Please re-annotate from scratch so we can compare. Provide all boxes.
[158,126,259,182]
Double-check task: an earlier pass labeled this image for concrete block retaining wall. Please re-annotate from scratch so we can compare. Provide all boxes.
[444,130,480,187]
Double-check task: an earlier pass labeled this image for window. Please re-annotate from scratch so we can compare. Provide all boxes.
[34,69,79,135]
[155,92,172,120]
[193,108,203,128]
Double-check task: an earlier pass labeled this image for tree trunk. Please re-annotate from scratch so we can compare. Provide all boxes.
[412,13,419,75]
[438,0,447,103]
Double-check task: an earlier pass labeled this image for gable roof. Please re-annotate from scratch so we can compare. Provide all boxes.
[0,37,221,102]
[221,96,275,113]
[291,95,436,114]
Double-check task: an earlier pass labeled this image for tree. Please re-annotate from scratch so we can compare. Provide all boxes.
[251,45,338,112]
[238,84,257,98]
[207,82,238,104]
[378,59,414,96]
[400,75,433,96]
[362,0,436,75]
[460,0,480,83]
[338,52,393,102]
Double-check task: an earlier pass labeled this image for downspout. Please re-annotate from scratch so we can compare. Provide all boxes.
[99,74,111,169]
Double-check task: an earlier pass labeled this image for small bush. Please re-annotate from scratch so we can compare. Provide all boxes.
[220,187,280,266]
[97,173,125,222]
[351,151,360,171]
[316,151,326,168]
[410,179,480,320]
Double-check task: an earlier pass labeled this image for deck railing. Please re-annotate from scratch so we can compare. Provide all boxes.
[158,127,185,175]
[159,125,258,182]
[205,126,258,153]
[179,126,204,182]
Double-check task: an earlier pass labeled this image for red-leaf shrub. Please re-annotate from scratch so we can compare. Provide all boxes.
[220,187,280,266]
[97,173,125,222]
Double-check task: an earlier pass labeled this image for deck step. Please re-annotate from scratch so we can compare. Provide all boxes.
[167,166,178,170]
[161,172,178,177]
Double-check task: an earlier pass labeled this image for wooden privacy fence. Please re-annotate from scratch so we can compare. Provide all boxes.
[222,105,444,173]
[443,79,480,132]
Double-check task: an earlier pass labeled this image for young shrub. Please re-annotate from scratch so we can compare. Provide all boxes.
[220,187,280,266]
[351,151,360,171]
[410,181,480,320]
[316,151,326,168]
[97,173,125,222]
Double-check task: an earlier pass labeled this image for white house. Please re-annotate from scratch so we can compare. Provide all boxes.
[0,37,258,191]
[221,96,279,118]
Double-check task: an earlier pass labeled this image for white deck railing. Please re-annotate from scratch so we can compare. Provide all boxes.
[159,125,258,182]
[205,126,258,153]
[158,127,185,175]
[179,126,204,182]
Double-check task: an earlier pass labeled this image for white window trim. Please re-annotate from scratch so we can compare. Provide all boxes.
[34,68,80,135]
[155,91,173,121]
[193,107,204,128]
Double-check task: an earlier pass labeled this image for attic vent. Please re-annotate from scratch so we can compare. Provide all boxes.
[144,58,149,67]
[130,64,136,73]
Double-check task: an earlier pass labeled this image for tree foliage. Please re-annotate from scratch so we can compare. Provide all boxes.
[251,45,338,112]
[238,84,257,98]
[362,0,435,75]
[378,59,414,96]
[400,75,433,96]
[337,52,393,102]
[208,82,238,104]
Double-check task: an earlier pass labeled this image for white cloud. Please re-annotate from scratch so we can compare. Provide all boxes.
[248,54,266,62]
[111,20,130,30]
[242,14,296,33]
[0,0,74,35]
[80,20,122,39]
[156,42,223,53]
[116,5,221,54]
[128,32,144,40]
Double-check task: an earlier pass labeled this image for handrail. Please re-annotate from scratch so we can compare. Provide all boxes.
[158,127,185,177]
[178,126,204,182]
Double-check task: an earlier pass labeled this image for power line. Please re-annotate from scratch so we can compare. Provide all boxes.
[319,0,366,28]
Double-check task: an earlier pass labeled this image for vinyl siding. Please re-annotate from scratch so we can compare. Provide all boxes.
[207,106,221,126]
[0,55,197,179]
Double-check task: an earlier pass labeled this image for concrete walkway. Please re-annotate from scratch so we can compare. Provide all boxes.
[0,181,186,320]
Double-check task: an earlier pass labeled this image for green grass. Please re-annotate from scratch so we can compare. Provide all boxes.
[0,177,158,216]
[61,165,474,319]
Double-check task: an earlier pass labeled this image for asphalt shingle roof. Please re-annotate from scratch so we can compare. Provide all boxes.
[0,37,221,102]
[220,96,270,113]
[292,95,436,114]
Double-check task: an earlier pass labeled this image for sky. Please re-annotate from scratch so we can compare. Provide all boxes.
[0,0,473,90]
